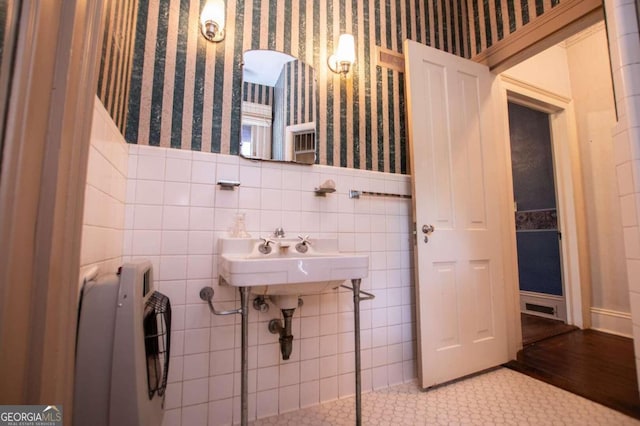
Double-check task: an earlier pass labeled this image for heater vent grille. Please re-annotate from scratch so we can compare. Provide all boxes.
[525,303,555,316]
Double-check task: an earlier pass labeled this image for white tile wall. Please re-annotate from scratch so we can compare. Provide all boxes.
[79,97,128,283]
[604,0,640,392]
[122,147,415,425]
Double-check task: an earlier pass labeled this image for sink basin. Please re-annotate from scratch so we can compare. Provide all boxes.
[218,237,369,296]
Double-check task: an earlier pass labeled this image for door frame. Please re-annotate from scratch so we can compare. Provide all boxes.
[0,0,105,410]
[497,75,591,357]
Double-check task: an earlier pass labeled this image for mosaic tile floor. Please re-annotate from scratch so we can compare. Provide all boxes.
[252,368,639,425]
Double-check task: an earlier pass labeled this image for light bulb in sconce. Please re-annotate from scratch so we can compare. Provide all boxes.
[328,34,356,75]
[201,0,226,42]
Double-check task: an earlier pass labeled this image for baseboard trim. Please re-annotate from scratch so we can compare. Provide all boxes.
[520,291,567,322]
[590,307,632,338]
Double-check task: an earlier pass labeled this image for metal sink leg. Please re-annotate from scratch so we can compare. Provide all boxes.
[341,279,375,426]
[239,286,249,426]
[200,282,249,426]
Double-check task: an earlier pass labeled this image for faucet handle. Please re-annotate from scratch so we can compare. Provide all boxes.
[297,234,311,245]
[259,236,275,254]
[295,235,311,253]
[260,236,275,245]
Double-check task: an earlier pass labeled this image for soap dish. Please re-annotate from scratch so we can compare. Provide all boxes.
[314,187,336,196]
[314,179,337,196]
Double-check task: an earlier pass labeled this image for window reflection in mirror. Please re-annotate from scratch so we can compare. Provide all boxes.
[241,50,317,164]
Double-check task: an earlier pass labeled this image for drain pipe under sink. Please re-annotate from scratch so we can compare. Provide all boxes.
[268,308,295,360]
[267,294,302,360]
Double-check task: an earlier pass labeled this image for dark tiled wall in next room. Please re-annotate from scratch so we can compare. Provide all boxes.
[509,101,563,296]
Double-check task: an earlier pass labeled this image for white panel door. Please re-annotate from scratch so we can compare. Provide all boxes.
[404,39,508,388]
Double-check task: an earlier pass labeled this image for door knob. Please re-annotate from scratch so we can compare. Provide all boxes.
[422,224,434,244]
[422,224,435,234]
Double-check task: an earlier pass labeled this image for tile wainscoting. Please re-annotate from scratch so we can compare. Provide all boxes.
[80,99,129,284]
[122,145,417,425]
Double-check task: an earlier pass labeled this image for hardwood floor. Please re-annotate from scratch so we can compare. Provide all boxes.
[520,313,578,345]
[505,329,640,420]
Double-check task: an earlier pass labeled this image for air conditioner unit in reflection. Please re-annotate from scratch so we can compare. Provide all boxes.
[284,121,316,163]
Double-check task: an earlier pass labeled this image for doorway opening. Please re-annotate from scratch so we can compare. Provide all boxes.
[500,80,587,344]
[500,21,637,416]
[508,102,566,321]
[507,101,581,345]
[498,16,634,357]
[500,18,631,347]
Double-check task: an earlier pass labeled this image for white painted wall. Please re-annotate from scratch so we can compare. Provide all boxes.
[504,44,573,99]
[564,23,631,335]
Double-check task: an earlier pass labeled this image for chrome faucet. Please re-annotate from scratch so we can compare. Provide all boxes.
[273,227,285,238]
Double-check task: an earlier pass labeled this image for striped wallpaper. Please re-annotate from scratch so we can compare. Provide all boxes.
[466,0,562,57]
[242,82,273,105]
[96,0,565,173]
[282,59,316,127]
[270,58,316,161]
[97,0,139,133]
[123,0,469,174]
[0,2,7,59]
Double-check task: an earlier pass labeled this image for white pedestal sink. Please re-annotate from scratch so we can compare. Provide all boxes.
[215,236,370,426]
[218,237,369,299]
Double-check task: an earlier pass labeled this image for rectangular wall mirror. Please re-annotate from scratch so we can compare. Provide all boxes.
[241,50,317,164]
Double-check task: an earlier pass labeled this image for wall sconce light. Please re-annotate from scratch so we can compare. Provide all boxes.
[328,34,356,75]
[201,0,226,42]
